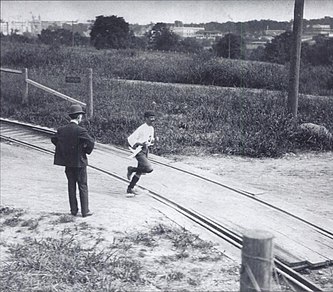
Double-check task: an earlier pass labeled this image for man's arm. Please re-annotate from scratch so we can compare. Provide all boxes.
[51,131,58,146]
[79,128,95,154]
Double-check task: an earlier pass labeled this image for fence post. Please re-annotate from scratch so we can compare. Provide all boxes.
[240,229,274,292]
[86,68,93,118]
[23,68,29,104]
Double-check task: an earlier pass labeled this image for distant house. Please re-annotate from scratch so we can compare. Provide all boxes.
[246,41,267,50]
[195,30,223,40]
[309,24,331,35]
[0,17,90,37]
[171,26,204,38]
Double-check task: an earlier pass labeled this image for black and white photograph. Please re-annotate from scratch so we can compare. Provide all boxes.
[1,0,332,291]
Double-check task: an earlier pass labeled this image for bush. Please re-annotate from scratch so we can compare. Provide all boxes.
[1,41,332,96]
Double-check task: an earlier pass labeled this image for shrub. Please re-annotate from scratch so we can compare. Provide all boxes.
[1,41,332,96]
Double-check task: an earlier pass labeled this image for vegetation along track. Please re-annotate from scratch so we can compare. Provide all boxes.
[0,117,328,292]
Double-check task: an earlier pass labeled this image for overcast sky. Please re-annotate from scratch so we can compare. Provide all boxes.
[1,0,333,24]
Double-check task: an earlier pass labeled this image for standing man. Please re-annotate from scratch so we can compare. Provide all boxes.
[127,111,157,195]
[51,104,95,217]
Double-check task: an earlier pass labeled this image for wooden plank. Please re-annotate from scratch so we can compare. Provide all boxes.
[0,67,22,74]
[65,76,81,83]
[26,79,86,106]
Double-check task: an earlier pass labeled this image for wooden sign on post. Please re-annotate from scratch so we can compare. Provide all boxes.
[86,68,93,119]
[65,76,81,83]
[23,68,29,104]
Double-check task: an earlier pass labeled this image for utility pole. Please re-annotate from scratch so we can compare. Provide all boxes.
[287,0,304,118]
[72,20,74,47]
[228,32,231,59]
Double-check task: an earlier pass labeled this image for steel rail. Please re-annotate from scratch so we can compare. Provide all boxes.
[0,119,325,292]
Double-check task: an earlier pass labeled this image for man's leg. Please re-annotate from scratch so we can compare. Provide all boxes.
[65,167,78,216]
[77,166,90,216]
[127,166,137,180]
[127,152,153,193]
[127,173,141,193]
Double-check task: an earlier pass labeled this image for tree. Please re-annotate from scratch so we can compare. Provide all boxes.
[38,28,72,45]
[263,31,293,64]
[248,46,265,61]
[128,31,148,49]
[178,37,203,53]
[213,33,242,59]
[38,28,88,46]
[302,36,333,66]
[148,23,180,51]
[90,15,130,49]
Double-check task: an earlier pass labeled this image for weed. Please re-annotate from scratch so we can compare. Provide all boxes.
[126,232,158,247]
[3,216,23,227]
[78,222,90,230]
[0,206,23,216]
[20,219,39,230]
[0,233,144,291]
[56,214,76,224]
[165,270,185,281]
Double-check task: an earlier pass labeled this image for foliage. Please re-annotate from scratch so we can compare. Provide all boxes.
[263,31,293,64]
[302,36,333,66]
[203,19,291,34]
[178,37,203,53]
[38,28,89,46]
[260,32,333,67]
[148,22,180,51]
[1,41,332,157]
[90,15,130,49]
[0,33,37,44]
[1,70,333,158]
[0,214,234,292]
[213,33,243,59]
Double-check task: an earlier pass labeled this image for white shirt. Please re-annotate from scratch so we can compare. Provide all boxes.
[128,123,155,148]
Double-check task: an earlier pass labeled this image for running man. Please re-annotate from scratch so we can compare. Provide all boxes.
[126,111,157,194]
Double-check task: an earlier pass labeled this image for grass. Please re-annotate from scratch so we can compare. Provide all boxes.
[0,206,239,291]
[1,41,332,158]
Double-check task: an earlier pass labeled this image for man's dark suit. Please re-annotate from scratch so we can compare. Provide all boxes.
[51,122,95,216]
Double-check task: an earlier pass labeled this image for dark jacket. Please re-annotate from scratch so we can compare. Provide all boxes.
[51,122,95,167]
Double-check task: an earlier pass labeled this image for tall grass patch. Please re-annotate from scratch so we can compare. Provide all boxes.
[2,70,332,157]
[1,41,332,95]
[1,41,333,157]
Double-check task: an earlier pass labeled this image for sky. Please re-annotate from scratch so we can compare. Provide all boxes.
[1,0,333,24]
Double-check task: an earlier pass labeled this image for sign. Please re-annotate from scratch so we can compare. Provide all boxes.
[65,76,81,83]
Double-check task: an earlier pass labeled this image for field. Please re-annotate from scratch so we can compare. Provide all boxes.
[1,41,333,157]
[1,40,333,291]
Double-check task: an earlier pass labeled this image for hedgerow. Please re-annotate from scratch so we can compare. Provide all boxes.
[1,41,332,95]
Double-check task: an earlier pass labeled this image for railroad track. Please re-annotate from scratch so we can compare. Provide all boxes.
[0,117,328,292]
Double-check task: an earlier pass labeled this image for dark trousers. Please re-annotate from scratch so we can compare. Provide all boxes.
[128,151,153,189]
[65,166,89,216]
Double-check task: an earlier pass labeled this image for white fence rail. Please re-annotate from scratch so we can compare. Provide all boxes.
[1,67,92,117]
[26,78,86,106]
[0,67,22,74]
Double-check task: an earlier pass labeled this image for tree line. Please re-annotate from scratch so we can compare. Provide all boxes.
[1,15,332,66]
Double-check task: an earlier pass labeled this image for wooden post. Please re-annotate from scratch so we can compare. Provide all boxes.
[287,0,304,118]
[86,68,93,118]
[23,68,29,104]
[240,230,274,292]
